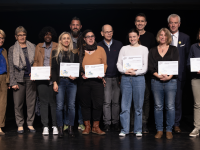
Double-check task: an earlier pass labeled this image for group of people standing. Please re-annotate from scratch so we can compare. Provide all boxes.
[0,13,199,140]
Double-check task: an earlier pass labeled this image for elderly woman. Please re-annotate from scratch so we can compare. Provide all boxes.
[8,26,36,133]
[78,29,107,135]
[0,29,9,135]
[148,28,179,139]
[33,26,58,135]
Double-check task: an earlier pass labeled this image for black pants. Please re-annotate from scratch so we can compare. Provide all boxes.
[37,81,57,127]
[78,79,104,121]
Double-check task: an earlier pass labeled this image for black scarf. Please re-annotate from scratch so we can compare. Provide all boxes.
[83,42,97,51]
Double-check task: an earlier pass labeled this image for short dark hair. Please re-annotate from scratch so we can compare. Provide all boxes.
[71,16,81,25]
[135,13,147,21]
[39,26,57,42]
[197,28,200,41]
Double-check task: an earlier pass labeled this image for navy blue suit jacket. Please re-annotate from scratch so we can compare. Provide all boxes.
[177,32,190,81]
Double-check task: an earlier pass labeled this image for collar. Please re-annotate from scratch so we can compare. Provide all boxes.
[103,39,113,47]
[171,31,179,38]
[42,42,52,48]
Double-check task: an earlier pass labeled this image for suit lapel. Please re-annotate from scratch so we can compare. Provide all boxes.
[177,32,182,49]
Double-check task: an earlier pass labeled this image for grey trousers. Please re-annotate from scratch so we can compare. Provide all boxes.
[13,77,36,127]
[103,77,120,125]
[191,79,200,129]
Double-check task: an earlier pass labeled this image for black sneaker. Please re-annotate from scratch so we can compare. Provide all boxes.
[104,124,110,131]
[142,124,149,134]
[113,123,120,131]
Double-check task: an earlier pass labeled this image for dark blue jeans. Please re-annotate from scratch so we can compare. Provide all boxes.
[151,79,177,132]
[56,78,77,127]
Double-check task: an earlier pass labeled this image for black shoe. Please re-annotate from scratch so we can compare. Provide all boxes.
[17,130,24,134]
[104,124,110,131]
[27,127,36,133]
[142,124,149,134]
[58,126,64,138]
[129,125,134,133]
[68,126,75,137]
[113,123,120,131]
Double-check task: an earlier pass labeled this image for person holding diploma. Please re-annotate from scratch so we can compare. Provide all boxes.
[33,26,58,135]
[51,32,79,138]
[78,29,107,135]
[187,28,200,137]
[8,26,36,133]
[148,28,179,139]
[0,29,9,135]
[117,29,148,137]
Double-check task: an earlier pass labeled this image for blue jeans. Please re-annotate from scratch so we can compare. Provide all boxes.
[56,78,77,127]
[120,75,145,134]
[151,79,177,132]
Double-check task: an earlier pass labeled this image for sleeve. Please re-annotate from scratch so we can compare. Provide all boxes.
[101,48,107,73]
[135,47,149,76]
[148,48,157,75]
[74,53,79,63]
[51,50,57,82]
[117,46,125,74]
[8,47,17,86]
[33,44,39,66]
[172,47,179,61]
[151,34,156,49]
[3,49,9,83]
[186,36,191,57]
[187,45,193,67]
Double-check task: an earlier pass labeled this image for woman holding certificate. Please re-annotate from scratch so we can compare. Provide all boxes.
[0,29,9,135]
[33,26,58,135]
[51,32,79,138]
[78,29,107,135]
[148,28,179,139]
[187,28,200,137]
[117,29,148,137]
[8,26,36,133]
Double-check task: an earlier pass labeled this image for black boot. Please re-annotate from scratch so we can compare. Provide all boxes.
[68,126,75,137]
[58,126,64,138]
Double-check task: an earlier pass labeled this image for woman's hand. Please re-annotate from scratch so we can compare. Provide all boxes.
[53,82,58,92]
[160,74,173,81]
[69,76,77,80]
[125,69,137,76]
[102,78,106,87]
[12,85,19,90]
[82,74,88,79]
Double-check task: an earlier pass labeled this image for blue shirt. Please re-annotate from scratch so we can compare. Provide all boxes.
[0,48,7,74]
[104,39,113,51]
[43,42,52,66]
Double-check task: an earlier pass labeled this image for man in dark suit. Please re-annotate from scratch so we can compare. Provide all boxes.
[168,14,191,133]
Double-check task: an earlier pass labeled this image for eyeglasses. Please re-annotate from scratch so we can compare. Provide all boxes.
[17,34,26,37]
[85,35,95,39]
[104,31,113,34]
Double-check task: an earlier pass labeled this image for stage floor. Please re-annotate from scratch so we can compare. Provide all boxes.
[1,122,200,150]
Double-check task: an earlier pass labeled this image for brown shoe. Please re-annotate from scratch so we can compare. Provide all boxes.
[155,131,163,139]
[0,131,5,135]
[174,126,181,133]
[166,132,173,139]
[92,121,106,135]
[82,121,91,135]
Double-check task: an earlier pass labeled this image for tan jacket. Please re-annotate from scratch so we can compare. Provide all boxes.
[1,48,9,83]
[33,42,58,67]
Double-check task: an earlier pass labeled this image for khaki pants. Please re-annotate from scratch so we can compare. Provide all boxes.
[0,74,7,128]
[191,79,200,129]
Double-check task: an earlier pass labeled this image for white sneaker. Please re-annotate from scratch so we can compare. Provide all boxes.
[52,126,58,135]
[42,127,49,135]
[119,132,126,137]
[136,132,142,137]
[189,128,199,137]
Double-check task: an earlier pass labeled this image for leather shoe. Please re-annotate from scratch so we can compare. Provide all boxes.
[166,132,173,139]
[58,126,64,138]
[28,127,36,133]
[142,124,149,134]
[104,124,110,131]
[82,121,91,135]
[68,126,75,137]
[113,123,120,131]
[155,131,163,139]
[92,121,106,135]
[17,130,24,134]
[0,131,5,135]
[174,126,181,133]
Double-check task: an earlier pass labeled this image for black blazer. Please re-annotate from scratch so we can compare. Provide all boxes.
[177,32,190,81]
[51,50,79,84]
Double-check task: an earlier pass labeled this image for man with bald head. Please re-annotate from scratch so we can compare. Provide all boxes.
[98,24,123,131]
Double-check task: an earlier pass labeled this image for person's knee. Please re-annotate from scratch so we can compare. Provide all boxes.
[154,104,163,111]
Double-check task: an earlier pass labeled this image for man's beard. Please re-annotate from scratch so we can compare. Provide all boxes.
[72,29,80,37]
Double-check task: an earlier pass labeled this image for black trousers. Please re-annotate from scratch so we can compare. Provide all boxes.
[78,79,104,121]
[37,81,57,127]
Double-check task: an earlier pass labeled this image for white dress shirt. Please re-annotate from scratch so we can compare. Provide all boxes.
[171,31,179,47]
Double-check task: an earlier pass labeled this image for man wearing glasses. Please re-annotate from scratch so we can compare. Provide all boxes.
[98,24,123,131]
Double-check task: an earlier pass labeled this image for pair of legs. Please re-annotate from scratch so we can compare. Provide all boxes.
[120,75,145,134]
[13,77,36,129]
[103,77,120,126]
[151,79,177,132]
[37,81,57,127]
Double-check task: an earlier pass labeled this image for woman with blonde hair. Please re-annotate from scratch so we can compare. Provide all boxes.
[51,32,79,138]
[0,29,9,135]
[148,28,179,139]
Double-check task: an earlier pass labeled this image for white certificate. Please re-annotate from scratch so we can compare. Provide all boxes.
[85,64,104,78]
[123,55,142,70]
[190,58,200,72]
[158,61,178,75]
[31,66,50,80]
[60,63,80,77]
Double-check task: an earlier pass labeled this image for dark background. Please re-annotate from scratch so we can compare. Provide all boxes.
[1,2,200,128]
